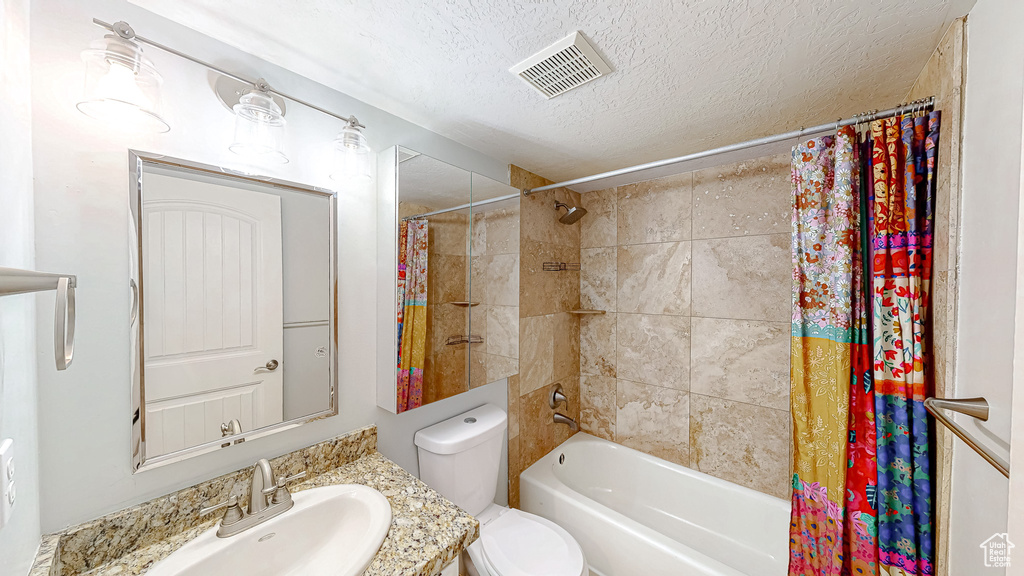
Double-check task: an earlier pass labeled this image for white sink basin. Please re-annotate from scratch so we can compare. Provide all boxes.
[147,484,392,576]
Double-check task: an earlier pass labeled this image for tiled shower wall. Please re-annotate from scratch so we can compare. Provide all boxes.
[469,205,521,390]
[507,165,582,508]
[577,155,794,498]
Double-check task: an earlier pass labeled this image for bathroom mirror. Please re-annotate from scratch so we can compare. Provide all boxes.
[379,147,520,413]
[129,151,338,471]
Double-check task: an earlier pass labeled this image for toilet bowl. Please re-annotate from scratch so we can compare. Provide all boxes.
[414,404,588,576]
[464,504,587,576]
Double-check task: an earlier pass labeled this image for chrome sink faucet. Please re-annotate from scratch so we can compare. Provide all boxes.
[200,458,306,538]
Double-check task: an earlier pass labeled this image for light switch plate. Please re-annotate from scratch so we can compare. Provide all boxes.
[0,439,13,530]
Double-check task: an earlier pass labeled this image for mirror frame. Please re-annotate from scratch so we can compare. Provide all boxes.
[129,150,339,472]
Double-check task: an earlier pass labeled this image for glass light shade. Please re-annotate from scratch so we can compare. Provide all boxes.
[330,124,372,184]
[78,35,170,133]
[228,89,289,164]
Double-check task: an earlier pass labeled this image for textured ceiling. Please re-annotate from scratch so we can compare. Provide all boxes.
[129,0,975,184]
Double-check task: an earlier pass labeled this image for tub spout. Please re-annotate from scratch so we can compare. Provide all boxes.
[553,412,579,431]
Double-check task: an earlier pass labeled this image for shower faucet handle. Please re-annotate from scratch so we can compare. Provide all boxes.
[549,384,568,409]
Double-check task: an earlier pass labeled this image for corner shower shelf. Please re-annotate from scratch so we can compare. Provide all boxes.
[0,266,77,370]
[446,335,484,346]
[447,301,480,307]
[569,309,606,315]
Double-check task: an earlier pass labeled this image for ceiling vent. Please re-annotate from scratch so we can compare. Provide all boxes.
[510,31,612,99]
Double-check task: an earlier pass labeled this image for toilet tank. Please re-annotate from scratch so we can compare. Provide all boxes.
[414,404,507,516]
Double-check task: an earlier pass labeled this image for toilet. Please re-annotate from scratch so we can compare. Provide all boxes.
[415,404,588,576]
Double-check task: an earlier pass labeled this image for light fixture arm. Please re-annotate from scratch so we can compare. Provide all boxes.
[92,18,364,128]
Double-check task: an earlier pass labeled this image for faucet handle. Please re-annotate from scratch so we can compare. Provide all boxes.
[261,471,307,504]
[200,495,244,525]
[260,471,307,495]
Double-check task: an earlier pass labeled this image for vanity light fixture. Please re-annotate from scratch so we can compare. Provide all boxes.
[330,117,372,185]
[229,80,289,164]
[80,18,371,177]
[77,21,169,133]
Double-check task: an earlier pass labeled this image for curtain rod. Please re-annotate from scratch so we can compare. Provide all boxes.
[402,192,521,221]
[92,18,364,128]
[523,97,935,195]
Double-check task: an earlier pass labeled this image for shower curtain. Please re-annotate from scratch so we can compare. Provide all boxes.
[789,127,859,576]
[789,111,939,576]
[397,219,428,413]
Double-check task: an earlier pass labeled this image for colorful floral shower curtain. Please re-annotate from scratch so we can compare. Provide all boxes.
[396,219,428,413]
[789,111,939,576]
[869,112,940,576]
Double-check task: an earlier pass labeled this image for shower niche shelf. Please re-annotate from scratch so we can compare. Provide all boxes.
[446,335,484,346]
[569,309,606,315]
[543,262,580,272]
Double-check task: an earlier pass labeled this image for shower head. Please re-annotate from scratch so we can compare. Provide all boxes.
[554,200,588,224]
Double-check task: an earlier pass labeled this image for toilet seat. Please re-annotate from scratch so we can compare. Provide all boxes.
[474,509,586,576]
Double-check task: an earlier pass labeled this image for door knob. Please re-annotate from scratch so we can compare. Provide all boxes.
[255,359,279,372]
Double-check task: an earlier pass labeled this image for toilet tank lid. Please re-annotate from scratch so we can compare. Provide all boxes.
[414,404,507,455]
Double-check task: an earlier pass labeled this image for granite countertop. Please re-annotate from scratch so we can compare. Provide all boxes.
[29,427,479,576]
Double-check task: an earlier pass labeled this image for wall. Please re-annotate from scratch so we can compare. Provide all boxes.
[0,0,42,572]
[950,0,1024,572]
[30,0,510,533]
[507,166,582,508]
[905,19,967,575]
[576,156,793,499]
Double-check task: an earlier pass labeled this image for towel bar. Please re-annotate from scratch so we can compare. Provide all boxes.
[0,267,78,371]
[924,397,1009,478]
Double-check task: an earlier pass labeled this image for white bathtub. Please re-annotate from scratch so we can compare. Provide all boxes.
[520,433,790,576]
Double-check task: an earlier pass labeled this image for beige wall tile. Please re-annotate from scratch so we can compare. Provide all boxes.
[580,375,616,440]
[521,240,580,317]
[487,305,519,358]
[472,213,487,257]
[508,433,520,509]
[428,253,468,303]
[519,388,549,469]
[519,314,554,396]
[485,354,519,384]
[691,234,789,322]
[520,186,580,246]
[580,313,616,377]
[470,255,489,305]
[470,304,488,354]
[690,318,790,411]
[427,212,470,256]
[430,303,469,356]
[616,380,689,466]
[510,164,552,191]
[617,173,692,245]
[424,346,468,404]
[487,253,520,307]
[617,314,690,391]
[469,350,487,389]
[692,155,791,239]
[486,206,520,255]
[553,312,580,382]
[581,247,616,311]
[689,394,791,498]
[581,187,617,248]
[617,242,691,315]
[508,374,521,439]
